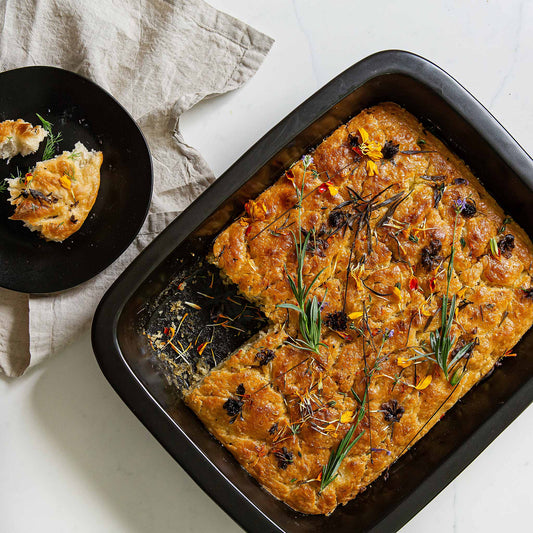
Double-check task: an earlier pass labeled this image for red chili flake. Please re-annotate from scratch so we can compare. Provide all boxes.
[177,282,186,290]
[429,277,437,292]
[352,145,363,156]
[163,327,170,335]
[245,225,252,237]
[409,277,419,291]
[286,170,294,179]
[318,183,328,193]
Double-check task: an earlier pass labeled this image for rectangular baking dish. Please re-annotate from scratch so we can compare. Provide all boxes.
[92,50,533,532]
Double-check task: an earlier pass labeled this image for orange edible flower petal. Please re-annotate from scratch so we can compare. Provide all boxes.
[245,199,267,220]
[59,175,71,189]
[503,349,517,357]
[197,342,208,355]
[327,182,338,196]
[415,375,432,390]
[340,411,354,424]
[397,356,412,368]
[366,160,378,176]
[358,127,369,144]
[420,306,432,317]
[336,331,352,341]
[365,141,383,161]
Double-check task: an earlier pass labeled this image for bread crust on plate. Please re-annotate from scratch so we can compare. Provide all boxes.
[0,119,47,160]
[8,142,103,242]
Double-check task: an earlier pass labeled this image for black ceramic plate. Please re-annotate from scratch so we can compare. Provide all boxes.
[92,51,533,533]
[0,66,152,293]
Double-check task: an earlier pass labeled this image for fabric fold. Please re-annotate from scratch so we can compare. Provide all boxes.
[0,0,273,377]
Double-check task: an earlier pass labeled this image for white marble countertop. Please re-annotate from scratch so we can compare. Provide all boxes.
[1,1,532,531]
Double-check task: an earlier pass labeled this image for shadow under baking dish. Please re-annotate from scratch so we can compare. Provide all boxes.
[92,51,533,533]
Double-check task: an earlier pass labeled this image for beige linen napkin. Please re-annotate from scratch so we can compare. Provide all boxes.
[0,0,273,377]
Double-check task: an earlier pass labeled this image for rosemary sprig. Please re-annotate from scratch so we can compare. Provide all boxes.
[0,178,7,193]
[36,113,62,160]
[278,155,327,357]
[320,424,365,492]
[429,202,474,384]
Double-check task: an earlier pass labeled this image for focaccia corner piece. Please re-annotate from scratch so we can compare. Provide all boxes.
[0,119,47,161]
[7,142,103,242]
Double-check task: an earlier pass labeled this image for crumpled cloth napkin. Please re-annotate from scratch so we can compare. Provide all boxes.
[0,0,273,377]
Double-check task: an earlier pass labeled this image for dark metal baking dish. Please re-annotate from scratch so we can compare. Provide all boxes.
[92,50,533,532]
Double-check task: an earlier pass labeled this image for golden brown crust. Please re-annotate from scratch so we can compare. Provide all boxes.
[0,119,47,158]
[184,103,533,515]
[8,143,103,241]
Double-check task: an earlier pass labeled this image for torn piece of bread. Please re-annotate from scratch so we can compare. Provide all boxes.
[0,119,47,160]
[7,142,103,242]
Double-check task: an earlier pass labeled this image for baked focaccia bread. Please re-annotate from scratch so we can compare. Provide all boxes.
[0,119,47,160]
[184,103,533,515]
[8,142,103,242]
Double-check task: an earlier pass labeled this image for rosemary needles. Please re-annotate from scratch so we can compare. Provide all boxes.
[278,155,327,357]
[429,200,475,384]
[320,424,365,492]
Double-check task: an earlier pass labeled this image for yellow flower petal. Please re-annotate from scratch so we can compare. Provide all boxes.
[59,175,71,189]
[340,411,354,424]
[245,199,267,220]
[358,127,369,143]
[415,374,432,390]
[327,184,338,196]
[366,160,378,176]
[366,141,383,160]
[397,356,412,368]
[348,311,363,320]
[392,286,402,299]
